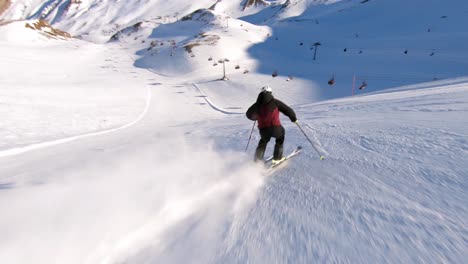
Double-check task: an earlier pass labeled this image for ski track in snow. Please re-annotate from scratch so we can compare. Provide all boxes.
[0,87,152,158]
[192,83,243,115]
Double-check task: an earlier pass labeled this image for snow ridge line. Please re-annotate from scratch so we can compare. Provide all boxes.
[192,83,243,115]
[0,87,152,158]
[146,68,179,78]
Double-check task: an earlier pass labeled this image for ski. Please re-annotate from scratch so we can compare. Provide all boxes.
[264,146,301,164]
[266,146,302,171]
[264,155,274,163]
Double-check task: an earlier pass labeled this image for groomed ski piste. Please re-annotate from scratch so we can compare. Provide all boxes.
[1,0,467,263]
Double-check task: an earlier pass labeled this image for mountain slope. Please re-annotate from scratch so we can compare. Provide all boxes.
[1,0,271,42]
[244,0,468,99]
[3,0,467,97]
[106,0,468,100]
[0,1,467,263]
[1,57,466,263]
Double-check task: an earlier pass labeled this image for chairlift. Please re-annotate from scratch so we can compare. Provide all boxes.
[359,81,367,90]
[328,75,335,85]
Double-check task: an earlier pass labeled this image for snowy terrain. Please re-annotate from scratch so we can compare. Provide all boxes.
[0,0,467,263]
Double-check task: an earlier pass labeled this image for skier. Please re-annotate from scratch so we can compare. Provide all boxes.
[246,86,297,164]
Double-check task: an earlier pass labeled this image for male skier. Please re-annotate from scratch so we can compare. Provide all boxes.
[246,86,297,164]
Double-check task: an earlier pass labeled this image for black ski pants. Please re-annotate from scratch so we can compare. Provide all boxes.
[255,126,285,161]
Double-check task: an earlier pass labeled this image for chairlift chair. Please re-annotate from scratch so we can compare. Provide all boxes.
[359,81,367,90]
[328,75,335,85]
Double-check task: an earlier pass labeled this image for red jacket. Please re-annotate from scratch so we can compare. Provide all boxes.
[246,92,297,129]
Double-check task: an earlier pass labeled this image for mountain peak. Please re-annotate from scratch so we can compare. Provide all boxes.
[243,0,271,11]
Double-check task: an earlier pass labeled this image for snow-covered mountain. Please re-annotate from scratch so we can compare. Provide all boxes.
[0,0,467,263]
[1,0,275,41]
[3,0,467,97]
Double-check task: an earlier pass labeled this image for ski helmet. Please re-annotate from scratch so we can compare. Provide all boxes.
[261,86,272,93]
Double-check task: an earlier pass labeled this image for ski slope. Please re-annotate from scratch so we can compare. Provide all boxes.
[0,37,467,263]
[1,0,467,263]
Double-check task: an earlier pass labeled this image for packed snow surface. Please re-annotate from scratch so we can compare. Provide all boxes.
[0,0,467,263]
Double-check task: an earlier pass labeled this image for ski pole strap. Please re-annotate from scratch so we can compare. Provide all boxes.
[245,121,256,152]
[296,122,325,160]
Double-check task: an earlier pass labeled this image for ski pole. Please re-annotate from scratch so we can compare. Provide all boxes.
[295,122,325,160]
[245,121,256,152]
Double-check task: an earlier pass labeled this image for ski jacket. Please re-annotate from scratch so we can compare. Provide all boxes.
[246,92,297,129]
